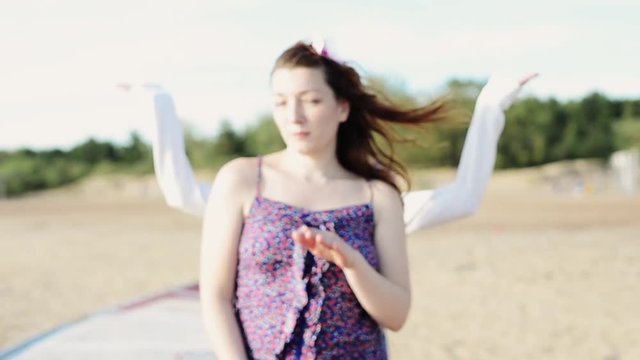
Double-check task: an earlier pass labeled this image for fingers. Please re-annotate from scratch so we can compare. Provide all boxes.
[292,227,312,248]
[518,73,539,86]
[316,233,348,267]
[115,83,132,91]
[292,225,349,267]
[292,225,321,250]
[294,227,325,250]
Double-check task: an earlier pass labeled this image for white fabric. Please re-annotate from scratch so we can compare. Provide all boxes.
[131,84,209,216]
[404,75,525,232]
[130,75,525,234]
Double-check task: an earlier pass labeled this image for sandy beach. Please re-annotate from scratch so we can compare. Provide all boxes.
[1,166,639,359]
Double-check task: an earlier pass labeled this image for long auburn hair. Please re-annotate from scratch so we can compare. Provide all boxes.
[272,42,453,192]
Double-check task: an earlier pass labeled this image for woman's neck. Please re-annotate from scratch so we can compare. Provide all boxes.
[280,148,348,183]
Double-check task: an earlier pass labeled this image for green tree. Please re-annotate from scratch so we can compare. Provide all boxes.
[498,98,550,168]
[613,118,640,150]
[68,138,118,164]
[119,131,151,164]
[204,120,246,166]
[575,93,615,158]
[543,98,571,162]
[243,115,285,156]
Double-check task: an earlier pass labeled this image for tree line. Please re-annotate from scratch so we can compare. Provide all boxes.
[1,79,638,197]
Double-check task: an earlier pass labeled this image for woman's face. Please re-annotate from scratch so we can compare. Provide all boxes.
[271,67,349,155]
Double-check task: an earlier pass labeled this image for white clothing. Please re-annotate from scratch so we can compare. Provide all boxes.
[132,75,525,234]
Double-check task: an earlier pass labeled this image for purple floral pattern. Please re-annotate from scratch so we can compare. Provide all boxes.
[234,195,387,359]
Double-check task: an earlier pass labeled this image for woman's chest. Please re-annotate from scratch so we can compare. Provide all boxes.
[238,198,379,272]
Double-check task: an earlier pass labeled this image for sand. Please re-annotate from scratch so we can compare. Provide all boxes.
[0,166,639,359]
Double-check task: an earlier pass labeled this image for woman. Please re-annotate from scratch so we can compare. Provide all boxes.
[198,42,534,359]
[118,53,536,234]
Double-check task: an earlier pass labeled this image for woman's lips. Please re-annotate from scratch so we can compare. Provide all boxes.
[292,131,310,139]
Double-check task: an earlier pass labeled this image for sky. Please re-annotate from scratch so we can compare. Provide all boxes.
[0,0,637,150]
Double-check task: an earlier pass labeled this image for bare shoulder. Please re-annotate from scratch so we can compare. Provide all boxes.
[215,157,257,182]
[370,179,403,203]
[210,157,259,203]
[369,179,404,223]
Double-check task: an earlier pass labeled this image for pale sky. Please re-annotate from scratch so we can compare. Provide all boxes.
[0,0,637,150]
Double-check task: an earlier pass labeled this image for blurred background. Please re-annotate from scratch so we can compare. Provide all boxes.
[1,1,638,359]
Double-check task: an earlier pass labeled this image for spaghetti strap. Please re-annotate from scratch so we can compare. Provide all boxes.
[366,179,374,205]
[256,156,263,198]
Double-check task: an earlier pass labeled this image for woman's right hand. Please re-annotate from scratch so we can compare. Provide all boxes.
[115,82,165,94]
[476,73,539,111]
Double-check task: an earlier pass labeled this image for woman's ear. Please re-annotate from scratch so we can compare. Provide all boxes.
[338,100,350,123]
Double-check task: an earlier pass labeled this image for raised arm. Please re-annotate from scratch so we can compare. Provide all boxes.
[117,74,535,233]
[403,74,537,234]
[119,84,211,216]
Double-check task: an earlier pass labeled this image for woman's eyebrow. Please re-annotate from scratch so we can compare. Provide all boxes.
[273,89,324,96]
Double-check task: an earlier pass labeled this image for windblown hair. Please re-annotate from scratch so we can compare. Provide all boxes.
[272,42,453,192]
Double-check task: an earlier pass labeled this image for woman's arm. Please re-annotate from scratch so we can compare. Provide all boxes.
[344,180,411,330]
[118,83,211,216]
[403,74,537,234]
[199,159,252,359]
[120,74,533,233]
[147,86,210,216]
[402,100,503,233]
[292,180,411,331]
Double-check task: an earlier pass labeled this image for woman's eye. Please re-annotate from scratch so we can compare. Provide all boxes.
[306,99,321,104]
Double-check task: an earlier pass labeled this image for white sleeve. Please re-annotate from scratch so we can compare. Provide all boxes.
[141,85,210,217]
[403,75,524,234]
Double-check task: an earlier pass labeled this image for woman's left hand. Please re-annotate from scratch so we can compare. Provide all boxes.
[292,225,357,269]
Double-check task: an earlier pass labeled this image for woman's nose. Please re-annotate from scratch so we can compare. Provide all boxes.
[288,100,306,124]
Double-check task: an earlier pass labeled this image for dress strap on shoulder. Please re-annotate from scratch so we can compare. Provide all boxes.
[256,156,263,198]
